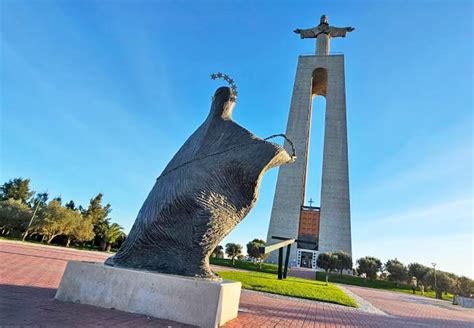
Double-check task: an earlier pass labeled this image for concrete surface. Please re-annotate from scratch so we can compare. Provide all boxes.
[454,295,474,308]
[56,260,241,327]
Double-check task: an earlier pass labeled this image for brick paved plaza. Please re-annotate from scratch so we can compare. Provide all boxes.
[0,240,472,327]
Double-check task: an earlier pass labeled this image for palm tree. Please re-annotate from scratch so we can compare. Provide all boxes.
[103,223,125,252]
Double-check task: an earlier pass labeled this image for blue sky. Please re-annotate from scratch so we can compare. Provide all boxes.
[1,0,472,277]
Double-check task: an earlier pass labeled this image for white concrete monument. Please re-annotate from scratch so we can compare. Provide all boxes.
[266,15,354,269]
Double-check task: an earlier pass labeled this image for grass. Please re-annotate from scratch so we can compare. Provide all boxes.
[211,258,453,302]
[218,270,358,308]
[316,272,454,301]
[210,258,279,274]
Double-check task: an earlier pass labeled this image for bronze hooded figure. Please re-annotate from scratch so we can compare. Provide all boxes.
[106,86,293,279]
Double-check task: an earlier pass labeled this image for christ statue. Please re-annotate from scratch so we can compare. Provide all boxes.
[294,15,355,55]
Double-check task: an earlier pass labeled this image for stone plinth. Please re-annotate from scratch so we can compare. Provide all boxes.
[55,261,241,328]
[454,295,474,308]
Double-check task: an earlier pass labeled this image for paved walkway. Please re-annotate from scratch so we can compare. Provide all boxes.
[1,240,473,327]
[343,285,473,323]
[0,240,192,327]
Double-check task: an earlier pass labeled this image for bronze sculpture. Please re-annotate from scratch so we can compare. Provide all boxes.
[106,83,294,279]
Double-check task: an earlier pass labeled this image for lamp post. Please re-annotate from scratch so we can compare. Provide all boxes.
[22,192,48,241]
[431,262,438,298]
[22,194,43,241]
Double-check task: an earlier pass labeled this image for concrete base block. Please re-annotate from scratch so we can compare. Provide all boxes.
[55,261,241,327]
[453,295,474,308]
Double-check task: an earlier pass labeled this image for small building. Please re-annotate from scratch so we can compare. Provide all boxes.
[297,206,320,269]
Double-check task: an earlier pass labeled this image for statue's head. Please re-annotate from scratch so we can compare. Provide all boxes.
[320,15,328,25]
[210,87,236,119]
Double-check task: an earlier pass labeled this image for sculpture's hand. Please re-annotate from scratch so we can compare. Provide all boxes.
[347,27,355,32]
[293,29,302,34]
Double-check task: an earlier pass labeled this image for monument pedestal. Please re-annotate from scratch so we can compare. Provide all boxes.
[55,261,241,328]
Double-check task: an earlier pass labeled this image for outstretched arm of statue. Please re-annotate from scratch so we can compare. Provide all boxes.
[293,26,320,39]
[328,26,355,38]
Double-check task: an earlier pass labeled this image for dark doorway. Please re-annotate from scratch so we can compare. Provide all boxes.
[300,251,314,268]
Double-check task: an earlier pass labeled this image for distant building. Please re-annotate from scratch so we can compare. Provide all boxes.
[297,206,320,269]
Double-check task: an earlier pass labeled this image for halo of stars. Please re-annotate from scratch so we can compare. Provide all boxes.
[210,72,238,98]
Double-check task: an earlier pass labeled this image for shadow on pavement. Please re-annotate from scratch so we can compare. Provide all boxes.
[0,284,194,327]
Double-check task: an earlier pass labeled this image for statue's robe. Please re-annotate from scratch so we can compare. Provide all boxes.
[105,87,292,279]
[298,24,351,39]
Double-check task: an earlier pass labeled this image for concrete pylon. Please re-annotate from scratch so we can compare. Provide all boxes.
[266,53,352,265]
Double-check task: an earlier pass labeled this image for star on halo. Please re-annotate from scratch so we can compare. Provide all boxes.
[210,72,238,99]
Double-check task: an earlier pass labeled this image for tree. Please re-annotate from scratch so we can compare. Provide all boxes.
[333,251,352,276]
[52,196,62,204]
[225,243,242,265]
[68,217,95,247]
[82,193,111,246]
[408,262,430,292]
[65,200,77,211]
[102,222,125,252]
[246,239,268,268]
[437,272,455,298]
[28,192,49,208]
[316,252,337,285]
[0,178,34,203]
[82,193,111,221]
[356,256,382,281]
[0,199,32,235]
[94,218,112,249]
[423,270,455,299]
[385,258,408,287]
[36,200,78,244]
[211,245,224,259]
[454,276,474,298]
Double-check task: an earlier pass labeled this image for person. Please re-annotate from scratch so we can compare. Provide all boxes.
[411,277,417,294]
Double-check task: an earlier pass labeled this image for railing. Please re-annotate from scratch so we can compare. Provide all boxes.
[260,236,318,280]
[300,52,344,57]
